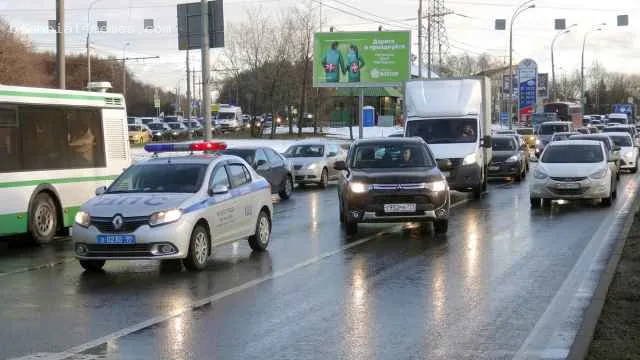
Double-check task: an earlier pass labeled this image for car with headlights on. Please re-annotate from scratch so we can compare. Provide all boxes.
[147,122,171,141]
[606,132,639,173]
[334,137,450,235]
[283,140,346,188]
[530,140,618,208]
[72,141,274,272]
[488,135,528,181]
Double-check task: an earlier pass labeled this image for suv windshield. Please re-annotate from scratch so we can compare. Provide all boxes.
[492,138,516,151]
[609,135,633,147]
[216,112,236,120]
[168,123,183,130]
[107,164,208,193]
[542,145,604,163]
[538,124,570,135]
[516,128,533,135]
[405,118,478,144]
[284,145,324,158]
[351,143,434,169]
[147,123,165,131]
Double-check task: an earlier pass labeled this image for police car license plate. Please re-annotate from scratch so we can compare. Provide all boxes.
[556,183,580,189]
[97,235,136,245]
[384,204,416,213]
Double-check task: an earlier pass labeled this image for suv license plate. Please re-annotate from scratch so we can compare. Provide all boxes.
[384,204,416,213]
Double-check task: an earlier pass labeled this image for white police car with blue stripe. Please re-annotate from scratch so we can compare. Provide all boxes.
[72,142,274,272]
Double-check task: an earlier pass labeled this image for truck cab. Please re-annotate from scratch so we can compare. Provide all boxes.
[404,77,492,199]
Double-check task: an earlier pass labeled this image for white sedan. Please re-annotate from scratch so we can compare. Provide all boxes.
[530,140,618,208]
[73,142,274,272]
[606,132,639,173]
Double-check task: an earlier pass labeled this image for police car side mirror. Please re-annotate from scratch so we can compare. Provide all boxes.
[209,185,229,196]
[95,186,107,196]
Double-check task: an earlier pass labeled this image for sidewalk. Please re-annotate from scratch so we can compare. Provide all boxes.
[586,209,640,359]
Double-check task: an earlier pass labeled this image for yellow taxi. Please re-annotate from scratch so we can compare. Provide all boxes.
[128,124,152,144]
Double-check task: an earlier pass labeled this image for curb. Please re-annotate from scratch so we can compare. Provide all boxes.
[567,193,640,360]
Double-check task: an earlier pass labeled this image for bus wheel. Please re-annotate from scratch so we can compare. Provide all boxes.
[29,192,58,244]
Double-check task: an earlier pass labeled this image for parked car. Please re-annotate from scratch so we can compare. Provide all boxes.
[128,124,152,144]
[147,122,171,141]
[488,135,528,181]
[166,122,190,141]
[335,137,450,235]
[222,146,294,200]
[283,140,346,188]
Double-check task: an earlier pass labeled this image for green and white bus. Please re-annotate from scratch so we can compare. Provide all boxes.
[0,84,130,243]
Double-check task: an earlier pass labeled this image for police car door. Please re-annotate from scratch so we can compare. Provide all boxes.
[207,164,237,245]
[226,162,256,239]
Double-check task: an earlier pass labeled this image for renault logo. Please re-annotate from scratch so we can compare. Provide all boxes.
[396,184,403,191]
[112,215,123,230]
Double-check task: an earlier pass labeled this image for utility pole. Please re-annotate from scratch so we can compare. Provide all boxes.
[186,50,192,138]
[427,12,432,79]
[192,66,197,116]
[418,0,423,78]
[201,0,212,141]
[56,0,65,89]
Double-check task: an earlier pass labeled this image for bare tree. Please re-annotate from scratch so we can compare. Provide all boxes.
[290,2,317,136]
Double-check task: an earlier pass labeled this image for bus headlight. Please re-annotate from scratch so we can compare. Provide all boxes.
[149,209,182,227]
[74,211,91,228]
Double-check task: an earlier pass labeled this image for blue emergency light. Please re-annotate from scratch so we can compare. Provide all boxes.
[144,141,227,153]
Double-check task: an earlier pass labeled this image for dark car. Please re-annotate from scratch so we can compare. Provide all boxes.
[488,135,528,182]
[184,120,204,137]
[334,137,450,235]
[147,122,171,141]
[166,122,190,140]
[222,146,294,200]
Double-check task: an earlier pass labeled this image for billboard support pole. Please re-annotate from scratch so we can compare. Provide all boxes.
[201,0,212,141]
[358,88,364,139]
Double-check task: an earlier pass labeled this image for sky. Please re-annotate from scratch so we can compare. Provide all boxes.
[1,0,639,95]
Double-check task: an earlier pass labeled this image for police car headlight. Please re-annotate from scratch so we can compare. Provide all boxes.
[149,209,182,227]
[349,182,369,193]
[74,211,90,228]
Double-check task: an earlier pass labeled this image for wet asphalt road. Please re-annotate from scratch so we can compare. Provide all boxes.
[1,170,639,360]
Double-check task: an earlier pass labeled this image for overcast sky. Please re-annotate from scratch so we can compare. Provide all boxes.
[2,0,639,94]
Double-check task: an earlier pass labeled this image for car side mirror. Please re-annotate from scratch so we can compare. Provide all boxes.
[95,186,107,196]
[334,160,347,171]
[208,185,230,196]
[437,159,453,171]
[481,135,492,148]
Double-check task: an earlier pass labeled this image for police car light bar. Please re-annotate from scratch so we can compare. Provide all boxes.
[144,142,227,153]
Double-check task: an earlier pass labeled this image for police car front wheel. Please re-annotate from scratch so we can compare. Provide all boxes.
[184,225,210,271]
[248,210,271,251]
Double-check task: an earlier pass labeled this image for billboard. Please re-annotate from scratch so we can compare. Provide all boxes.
[177,0,224,50]
[537,73,548,99]
[518,58,538,116]
[313,31,411,88]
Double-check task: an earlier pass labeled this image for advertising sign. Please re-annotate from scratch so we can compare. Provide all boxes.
[613,103,633,115]
[537,73,548,99]
[518,59,538,116]
[177,0,225,50]
[313,31,411,88]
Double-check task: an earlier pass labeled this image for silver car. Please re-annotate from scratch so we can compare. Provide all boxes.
[283,140,346,188]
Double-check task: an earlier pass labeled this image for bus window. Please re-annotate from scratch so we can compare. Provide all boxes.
[0,108,21,172]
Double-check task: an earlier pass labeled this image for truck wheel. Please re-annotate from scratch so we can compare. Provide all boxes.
[434,219,448,234]
[29,192,58,244]
[248,210,271,251]
[79,260,105,272]
[183,225,210,271]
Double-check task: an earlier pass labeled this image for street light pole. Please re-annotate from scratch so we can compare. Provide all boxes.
[551,24,576,101]
[418,0,423,78]
[508,0,535,129]
[122,42,130,99]
[86,0,103,88]
[581,24,605,114]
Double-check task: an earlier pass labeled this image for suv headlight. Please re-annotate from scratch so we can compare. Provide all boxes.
[425,180,447,192]
[533,168,548,179]
[506,155,519,163]
[149,209,182,227]
[590,168,608,179]
[74,211,90,227]
[349,182,369,194]
[462,153,477,166]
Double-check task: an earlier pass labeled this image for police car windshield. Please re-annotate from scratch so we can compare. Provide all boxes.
[107,164,208,194]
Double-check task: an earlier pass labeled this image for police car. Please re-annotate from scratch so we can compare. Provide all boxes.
[72,141,274,272]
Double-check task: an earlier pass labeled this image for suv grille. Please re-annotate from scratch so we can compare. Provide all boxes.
[90,216,149,233]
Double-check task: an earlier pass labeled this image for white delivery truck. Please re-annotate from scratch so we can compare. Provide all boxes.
[215,105,243,132]
[404,77,493,199]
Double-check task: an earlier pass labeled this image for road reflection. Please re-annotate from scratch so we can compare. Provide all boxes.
[342,255,372,359]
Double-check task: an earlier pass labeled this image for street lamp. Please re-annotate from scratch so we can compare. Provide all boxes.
[581,23,605,114]
[508,0,536,129]
[86,0,105,88]
[551,24,576,101]
[122,42,131,99]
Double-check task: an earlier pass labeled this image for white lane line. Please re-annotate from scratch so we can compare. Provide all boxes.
[11,198,472,360]
[0,258,76,278]
[513,176,640,359]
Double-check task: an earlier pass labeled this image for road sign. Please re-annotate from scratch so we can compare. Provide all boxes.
[177,0,225,50]
[518,59,538,117]
[500,112,508,126]
[537,73,548,99]
[153,89,160,109]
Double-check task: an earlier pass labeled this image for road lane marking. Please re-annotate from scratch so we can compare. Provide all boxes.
[11,198,471,360]
[0,258,76,278]
[514,175,640,359]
